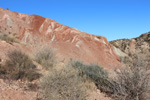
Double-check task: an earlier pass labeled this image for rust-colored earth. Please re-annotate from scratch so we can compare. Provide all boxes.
[0,8,121,70]
[0,8,120,100]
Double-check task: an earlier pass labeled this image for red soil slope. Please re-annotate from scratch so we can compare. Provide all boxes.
[0,8,120,70]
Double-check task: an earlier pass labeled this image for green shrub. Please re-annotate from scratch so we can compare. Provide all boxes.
[35,48,55,70]
[26,71,41,81]
[1,50,41,81]
[110,41,119,48]
[68,60,108,83]
[0,34,18,43]
[144,33,150,44]
[40,66,88,100]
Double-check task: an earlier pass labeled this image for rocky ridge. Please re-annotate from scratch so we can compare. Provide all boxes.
[110,32,150,65]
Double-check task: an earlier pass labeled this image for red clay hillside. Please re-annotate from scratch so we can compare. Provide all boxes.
[0,8,121,70]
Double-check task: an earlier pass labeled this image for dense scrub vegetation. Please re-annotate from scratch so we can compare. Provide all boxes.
[40,66,88,100]
[68,60,108,85]
[68,59,150,100]
[0,50,40,81]
[0,45,149,100]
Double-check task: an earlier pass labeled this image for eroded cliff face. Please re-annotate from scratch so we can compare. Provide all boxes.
[0,8,121,70]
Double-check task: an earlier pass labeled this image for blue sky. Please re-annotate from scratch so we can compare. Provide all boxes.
[0,0,150,41]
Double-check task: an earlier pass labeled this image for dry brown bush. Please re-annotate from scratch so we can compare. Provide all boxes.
[68,58,150,100]
[35,48,55,70]
[0,50,41,81]
[96,56,150,100]
[40,66,88,100]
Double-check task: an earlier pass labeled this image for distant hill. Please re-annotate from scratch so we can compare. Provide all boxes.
[110,32,150,66]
